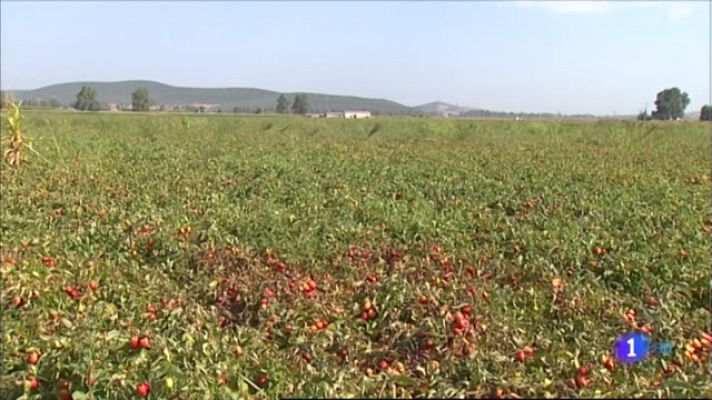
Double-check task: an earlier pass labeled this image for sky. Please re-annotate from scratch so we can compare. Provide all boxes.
[1,1,709,115]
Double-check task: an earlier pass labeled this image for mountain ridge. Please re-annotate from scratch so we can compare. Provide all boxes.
[3,80,418,115]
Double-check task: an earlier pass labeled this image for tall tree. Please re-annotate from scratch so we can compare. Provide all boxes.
[131,87,151,112]
[291,94,308,114]
[73,86,100,111]
[651,87,690,120]
[701,105,712,121]
[276,94,289,114]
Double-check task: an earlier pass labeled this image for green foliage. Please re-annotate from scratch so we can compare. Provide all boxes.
[699,105,712,121]
[276,95,289,114]
[131,87,151,112]
[1,112,710,399]
[1,101,47,169]
[12,98,63,109]
[13,81,415,115]
[73,86,100,111]
[637,110,652,121]
[291,94,309,115]
[1,100,26,166]
[652,88,690,120]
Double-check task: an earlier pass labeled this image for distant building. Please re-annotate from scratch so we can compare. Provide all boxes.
[187,104,221,113]
[344,110,372,119]
[325,112,342,118]
[305,113,323,118]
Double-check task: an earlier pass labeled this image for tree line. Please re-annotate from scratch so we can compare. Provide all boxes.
[2,85,711,120]
[67,86,312,114]
[70,86,311,114]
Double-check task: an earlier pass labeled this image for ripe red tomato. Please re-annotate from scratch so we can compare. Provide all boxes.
[14,296,27,308]
[136,382,151,397]
[88,281,98,291]
[515,351,527,363]
[130,336,140,349]
[42,256,56,267]
[64,287,79,299]
[575,375,589,388]
[256,374,269,386]
[139,337,151,349]
[460,304,473,316]
[455,317,469,330]
[28,376,39,390]
[27,351,40,365]
[603,356,615,372]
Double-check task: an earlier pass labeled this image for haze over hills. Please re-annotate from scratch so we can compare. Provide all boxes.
[4,80,417,115]
[413,101,478,116]
[3,80,699,120]
[685,111,701,120]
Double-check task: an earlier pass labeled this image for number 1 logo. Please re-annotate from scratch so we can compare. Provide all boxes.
[614,332,649,364]
[627,337,637,357]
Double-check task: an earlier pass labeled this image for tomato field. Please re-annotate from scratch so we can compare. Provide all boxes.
[1,111,710,399]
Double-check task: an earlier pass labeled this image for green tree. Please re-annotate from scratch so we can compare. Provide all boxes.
[291,94,308,114]
[276,94,289,114]
[700,105,712,121]
[73,86,100,111]
[651,88,690,120]
[131,87,151,112]
[48,98,62,108]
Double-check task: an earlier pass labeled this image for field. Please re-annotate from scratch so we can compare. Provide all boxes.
[1,111,710,399]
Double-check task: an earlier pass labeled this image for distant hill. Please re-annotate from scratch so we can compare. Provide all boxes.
[3,80,417,115]
[413,101,476,116]
[3,80,620,119]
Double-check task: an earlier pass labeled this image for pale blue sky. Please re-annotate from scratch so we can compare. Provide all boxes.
[1,1,708,114]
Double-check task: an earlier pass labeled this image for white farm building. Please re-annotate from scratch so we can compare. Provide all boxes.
[344,110,372,119]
